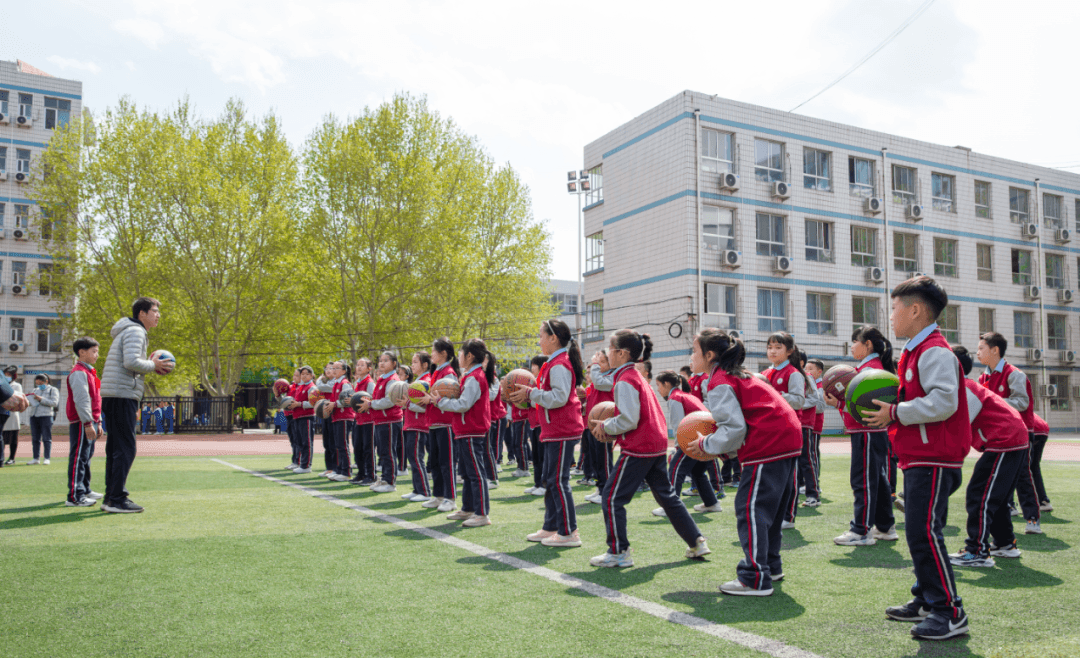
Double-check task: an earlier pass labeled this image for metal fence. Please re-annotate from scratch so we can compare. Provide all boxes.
[139,396,234,434]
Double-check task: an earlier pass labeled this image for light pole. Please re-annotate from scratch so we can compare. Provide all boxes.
[567,169,590,339]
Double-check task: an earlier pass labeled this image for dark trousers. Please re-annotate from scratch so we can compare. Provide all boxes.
[812,431,822,493]
[321,419,335,471]
[706,459,721,492]
[887,442,899,494]
[668,448,719,506]
[541,439,578,535]
[796,428,819,500]
[430,426,456,501]
[530,426,544,488]
[1031,433,1049,503]
[392,422,404,468]
[491,417,507,464]
[509,421,528,470]
[964,450,1024,555]
[501,418,514,462]
[352,422,375,481]
[331,421,351,477]
[294,417,313,469]
[102,397,138,503]
[485,420,503,483]
[603,453,702,554]
[784,434,804,523]
[721,456,742,483]
[458,436,490,515]
[735,457,795,591]
[67,422,95,501]
[903,466,964,618]
[4,429,18,461]
[405,430,430,496]
[286,416,298,463]
[590,434,614,493]
[30,416,53,460]
[579,429,595,477]
[849,431,895,535]
[374,423,397,484]
[1010,438,1041,521]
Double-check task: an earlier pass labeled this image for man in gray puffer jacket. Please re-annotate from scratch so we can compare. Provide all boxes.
[100,297,174,513]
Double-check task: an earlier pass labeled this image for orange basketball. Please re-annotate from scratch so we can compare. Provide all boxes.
[501,368,536,409]
[431,377,461,399]
[677,411,718,459]
[308,386,323,405]
[588,401,618,443]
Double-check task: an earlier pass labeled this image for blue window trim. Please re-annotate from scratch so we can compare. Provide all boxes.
[0,138,48,149]
[1,84,81,101]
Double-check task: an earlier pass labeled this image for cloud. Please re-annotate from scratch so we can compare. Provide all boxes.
[125,60,136,71]
[113,18,166,48]
[45,55,101,74]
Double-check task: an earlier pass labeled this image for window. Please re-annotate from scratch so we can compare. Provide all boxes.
[18,93,32,118]
[754,140,784,183]
[704,283,737,330]
[850,226,878,267]
[933,238,958,278]
[806,293,834,335]
[1014,311,1034,349]
[1009,187,1029,224]
[892,165,916,205]
[16,149,30,174]
[585,232,603,272]
[584,165,602,206]
[36,319,61,353]
[701,129,733,174]
[1049,375,1071,411]
[585,300,603,341]
[931,173,955,212]
[0,204,4,228]
[43,97,71,130]
[893,233,919,273]
[37,263,52,296]
[13,205,28,230]
[1076,200,1080,233]
[1011,249,1032,285]
[1046,253,1066,289]
[0,90,7,116]
[803,149,831,191]
[804,219,833,262]
[1047,314,1067,351]
[11,261,26,286]
[757,289,787,332]
[39,209,53,241]
[848,157,875,198]
[852,297,878,331]
[976,244,993,281]
[702,206,735,251]
[978,308,995,334]
[9,318,23,343]
[974,181,991,219]
[939,305,959,343]
[0,146,5,174]
[1044,194,1064,228]
[755,213,785,257]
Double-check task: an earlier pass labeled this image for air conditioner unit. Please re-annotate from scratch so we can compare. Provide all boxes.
[0,172,6,182]
[11,284,27,296]
[1021,223,1039,239]
[728,329,744,341]
[1041,384,1058,398]
[865,266,885,283]
[1024,285,1041,300]
[773,255,792,274]
[12,228,27,241]
[14,172,29,184]
[910,271,926,279]
[0,113,7,124]
[1058,289,1075,303]
[1062,350,1077,364]
[721,250,742,268]
[719,171,740,192]
[1072,385,1080,399]
[863,197,883,214]
[772,181,791,200]
[15,115,31,128]
[906,204,924,220]
[0,228,7,239]
[7,342,24,353]
[1054,228,1071,243]
[1027,348,1043,361]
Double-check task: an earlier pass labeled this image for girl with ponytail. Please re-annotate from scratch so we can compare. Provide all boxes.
[366,352,403,493]
[583,349,615,505]
[423,337,462,514]
[683,328,802,596]
[762,332,816,525]
[653,370,723,517]
[826,325,897,547]
[400,351,433,504]
[588,330,710,568]
[484,354,505,489]
[509,319,586,547]
[431,338,495,527]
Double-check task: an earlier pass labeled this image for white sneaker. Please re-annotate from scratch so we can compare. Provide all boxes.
[396,469,409,478]
[686,536,711,559]
[462,514,491,527]
[523,486,535,495]
[456,476,464,484]
[288,463,299,470]
[43,459,50,465]
[401,493,415,500]
[368,479,385,489]
[693,502,724,513]
[421,497,442,509]
[294,468,311,474]
[512,469,530,478]
[585,492,603,504]
[834,530,876,546]
[590,549,633,567]
[1040,501,1054,512]
[872,525,899,541]
[372,483,396,493]
[541,532,582,547]
[1010,506,1021,517]
[410,494,432,503]
[487,480,498,489]
[569,468,584,476]
[531,487,546,496]
[526,529,556,542]
[720,579,772,596]
[781,520,796,530]
[329,473,350,482]
[798,486,806,495]
[86,491,104,500]
[447,509,472,520]
[801,498,821,508]
[1025,520,1043,535]
[26,459,39,465]
[437,499,456,513]
[652,507,667,517]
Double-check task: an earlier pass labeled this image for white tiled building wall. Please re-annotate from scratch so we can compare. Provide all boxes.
[581,91,1080,432]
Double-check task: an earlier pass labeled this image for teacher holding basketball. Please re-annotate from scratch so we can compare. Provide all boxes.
[99,297,175,514]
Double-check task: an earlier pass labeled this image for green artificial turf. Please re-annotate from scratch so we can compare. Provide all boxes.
[2,451,1079,658]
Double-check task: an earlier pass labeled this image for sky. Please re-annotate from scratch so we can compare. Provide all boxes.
[3,0,1080,280]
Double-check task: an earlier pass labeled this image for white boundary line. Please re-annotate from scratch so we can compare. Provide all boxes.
[212,458,824,658]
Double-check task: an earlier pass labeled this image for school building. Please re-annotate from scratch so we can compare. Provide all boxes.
[578,91,1080,432]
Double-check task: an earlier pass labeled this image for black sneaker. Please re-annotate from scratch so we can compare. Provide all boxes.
[911,611,969,640]
[103,498,144,513]
[358,478,376,486]
[348,477,364,484]
[886,600,932,622]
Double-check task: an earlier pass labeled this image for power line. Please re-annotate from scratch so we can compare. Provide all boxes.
[790,0,937,113]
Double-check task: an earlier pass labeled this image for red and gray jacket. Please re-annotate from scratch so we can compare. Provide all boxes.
[292,381,315,419]
[842,355,886,434]
[284,382,296,418]
[764,361,811,430]
[506,386,528,424]
[813,378,825,434]
[403,372,433,432]
[1033,412,1049,436]
[529,349,584,442]
[964,379,1028,452]
[437,365,491,438]
[688,372,708,402]
[978,360,1035,431]
[330,377,356,423]
[666,388,707,436]
[600,363,668,458]
[586,364,615,416]
[370,373,403,424]
[889,325,971,469]
[489,383,507,421]
[700,366,802,466]
[352,375,374,425]
[426,363,458,429]
[66,361,102,424]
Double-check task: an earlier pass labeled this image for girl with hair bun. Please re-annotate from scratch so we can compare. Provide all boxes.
[588,330,710,568]
[422,337,461,514]
[653,370,723,517]
[401,352,434,503]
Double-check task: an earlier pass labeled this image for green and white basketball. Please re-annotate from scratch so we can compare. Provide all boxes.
[845,368,900,423]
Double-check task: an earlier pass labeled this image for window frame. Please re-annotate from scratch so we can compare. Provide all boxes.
[1047,314,1068,351]
[933,238,958,278]
[978,308,995,334]
[17,93,32,118]
[9,318,24,343]
[806,292,835,336]
[13,205,29,230]
[702,206,735,251]
[931,172,955,212]
[703,283,737,330]
[891,165,917,206]
[585,232,604,272]
[584,165,603,207]
[848,157,875,198]
[850,226,878,267]
[701,129,734,174]
[36,263,52,296]
[755,212,786,257]
[804,219,833,263]
[35,319,61,353]
[585,300,604,341]
[939,305,960,343]
[1009,187,1030,224]
[852,296,879,332]
[15,149,30,174]
[753,139,785,183]
[974,181,992,219]
[1045,253,1066,289]
[1049,374,1071,411]
[1013,311,1035,349]
[893,233,919,273]
[1011,249,1032,285]
[1043,193,1064,229]
[802,148,831,191]
[756,288,788,333]
[976,244,993,282]
[11,261,26,286]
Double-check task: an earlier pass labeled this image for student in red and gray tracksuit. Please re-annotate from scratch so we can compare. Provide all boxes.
[425,338,461,513]
[326,362,355,481]
[433,339,495,527]
[290,366,316,473]
[525,356,547,494]
[949,346,1030,568]
[762,332,811,524]
[588,330,710,568]
[689,368,726,492]
[402,352,433,502]
[976,332,1041,532]
[67,337,103,506]
[685,328,802,596]
[1031,412,1051,510]
[314,366,336,475]
[505,388,530,477]
[285,369,300,468]
[584,358,615,503]
[511,320,585,547]
[655,371,722,515]
[351,359,376,485]
[368,352,403,492]
[486,373,506,486]
[794,350,820,502]
[805,358,826,495]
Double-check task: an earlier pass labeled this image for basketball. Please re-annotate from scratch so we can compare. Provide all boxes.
[150,349,175,363]
[407,380,430,403]
[314,399,333,419]
[349,391,372,411]
[279,395,294,409]
[308,387,323,405]
[431,377,461,399]
[337,384,355,405]
[822,364,857,402]
[845,368,900,423]
[387,380,409,405]
[273,378,290,396]
[752,372,769,383]
[501,368,536,409]
[588,401,617,443]
[677,411,718,458]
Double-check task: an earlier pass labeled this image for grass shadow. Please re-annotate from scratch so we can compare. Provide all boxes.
[564,559,699,591]
[661,587,805,623]
[828,543,910,570]
[0,510,99,530]
[1033,514,1070,525]
[956,563,1064,589]
[1015,536,1070,552]
[0,502,67,515]
[780,529,810,551]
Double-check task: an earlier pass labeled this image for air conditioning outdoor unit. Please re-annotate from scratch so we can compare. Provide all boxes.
[12,228,27,241]
[772,181,791,200]
[0,172,6,182]
[1021,223,1039,239]
[1072,385,1080,399]
[1058,289,1074,303]
[1055,228,1072,243]
[1027,348,1043,361]
[773,255,792,274]
[1062,350,1077,364]
[15,115,31,128]
[906,204,924,220]
[865,266,885,283]
[1025,285,1041,300]
[863,197,883,214]
[719,172,740,193]
[14,172,28,184]
[721,250,742,268]
[0,113,7,124]
[910,271,926,279]
[11,284,27,296]
[1041,384,1058,398]
[8,342,24,353]
[728,330,744,341]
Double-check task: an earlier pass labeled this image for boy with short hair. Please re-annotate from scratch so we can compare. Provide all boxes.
[864,276,971,641]
[805,358,826,500]
[67,337,103,507]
